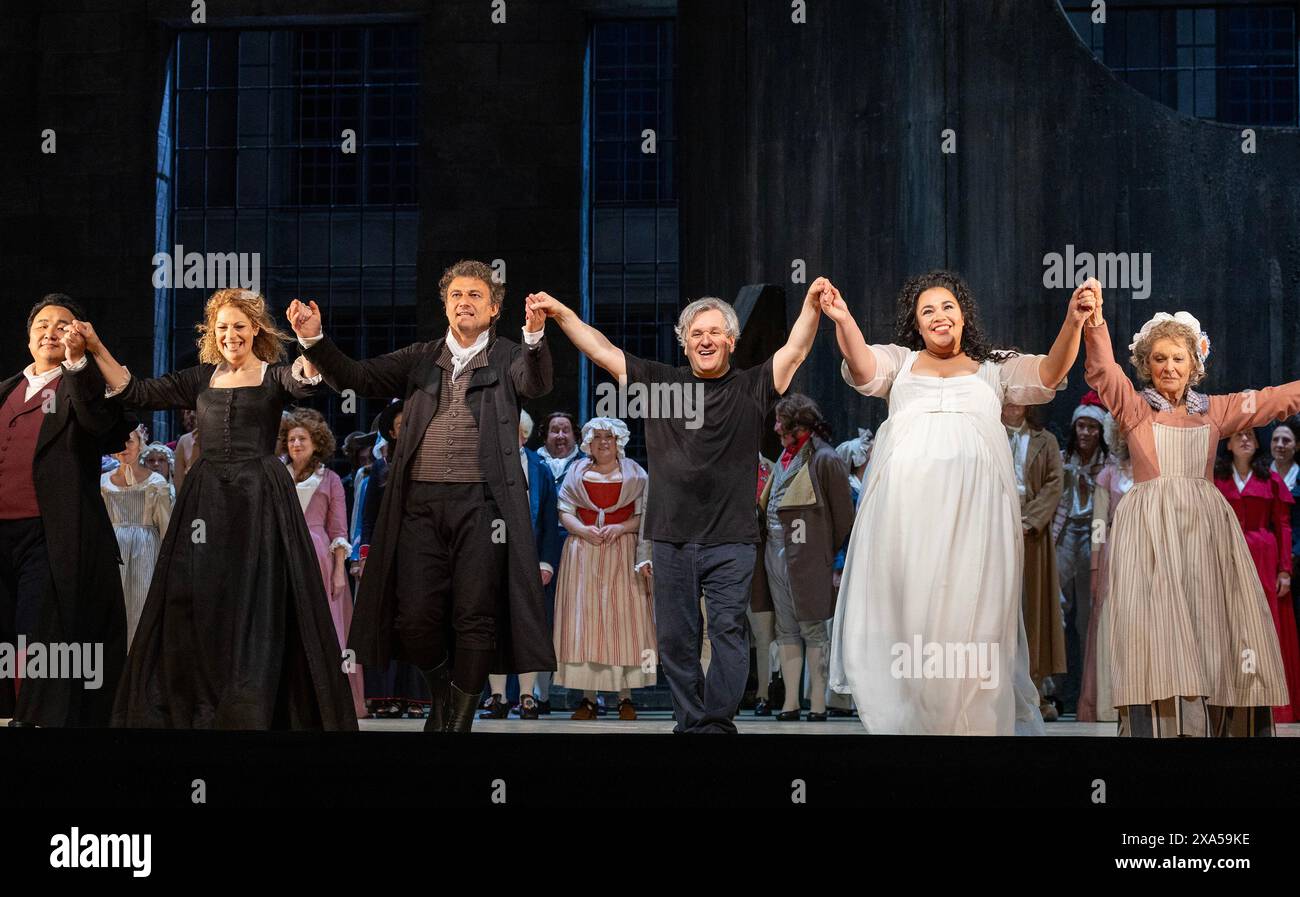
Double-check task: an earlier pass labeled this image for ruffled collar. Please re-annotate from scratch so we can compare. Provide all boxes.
[1140,386,1207,416]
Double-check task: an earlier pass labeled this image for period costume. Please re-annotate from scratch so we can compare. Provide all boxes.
[1083,315,1294,736]
[109,361,358,730]
[1078,441,1131,723]
[1008,421,1067,695]
[0,358,131,727]
[1214,468,1300,723]
[829,345,1063,735]
[301,325,554,731]
[553,452,654,692]
[100,467,172,648]
[293,462,367,718]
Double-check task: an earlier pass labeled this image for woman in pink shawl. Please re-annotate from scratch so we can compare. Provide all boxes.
[281,408,367,718]
[553,417,656,720]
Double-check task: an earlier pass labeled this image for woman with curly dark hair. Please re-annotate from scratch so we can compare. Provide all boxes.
[822,269,1088,735]
[282,408,366,719]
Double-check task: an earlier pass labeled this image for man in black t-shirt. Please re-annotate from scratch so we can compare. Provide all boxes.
[528,280,828,733]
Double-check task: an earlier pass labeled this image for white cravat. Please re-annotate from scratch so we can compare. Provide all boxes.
[1272,460,1299,492]
[22,356,86,402]
[445,328,490,380]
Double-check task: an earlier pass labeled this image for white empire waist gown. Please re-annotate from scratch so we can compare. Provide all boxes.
[828,345,1063,735]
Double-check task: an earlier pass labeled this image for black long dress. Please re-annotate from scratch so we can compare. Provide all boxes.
[109,361,358,730]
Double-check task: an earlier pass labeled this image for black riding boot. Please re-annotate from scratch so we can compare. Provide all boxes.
[444,682,480,733]
[419,659,450,733]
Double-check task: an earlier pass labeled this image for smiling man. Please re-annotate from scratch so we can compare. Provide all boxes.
[0,294,130,727]
[528,279,827,734]
[287,260,554,733]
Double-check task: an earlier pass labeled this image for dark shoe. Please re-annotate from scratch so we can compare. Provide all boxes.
[419,659,450,733]
[405,702,426,720]
[753,697,771,717]
[571,698,598,720]
[595,695,608,716]
[6,720,37,727]
[617,698,637,721]
[806,711,828,722]
[826,707,856,718]
[518,695,539,720]
[444,682,480,733]
[477,694,509,720]
[776,708,801,721]
[536,699,552,715]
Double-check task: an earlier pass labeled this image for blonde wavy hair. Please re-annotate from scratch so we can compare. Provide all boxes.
[1130,320,1205,387]
[195,289,291,365]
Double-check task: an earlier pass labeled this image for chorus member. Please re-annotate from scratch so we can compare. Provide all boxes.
[529,278,826,734]
[101,425,173,648]
[287,260,554,733]
[77,290,358,730]
[281,408,368,719]
[552,418,654,719]
[1271,417,1300,574]
[1081,282,1294,736]
[1004,402,1067,721]
[0,295,130,727]
[748,453,776,716]
[1214,428,1300,723]
[1078,414,1131,723]
[754,395,854,721]
[1052,391,1109,714]
[824,270,1079,735]
[172,409,200,492]
[481,410,562,720]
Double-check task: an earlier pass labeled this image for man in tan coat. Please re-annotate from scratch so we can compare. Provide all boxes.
[1004,402,1067,721]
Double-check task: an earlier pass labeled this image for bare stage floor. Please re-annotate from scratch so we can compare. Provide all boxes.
[359,711,1300,736]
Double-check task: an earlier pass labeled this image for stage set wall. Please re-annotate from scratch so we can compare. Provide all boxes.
[2,0,1298,448]
[681,0,1300,443]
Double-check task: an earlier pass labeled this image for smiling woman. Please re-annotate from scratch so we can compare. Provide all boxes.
[70,290,360,731]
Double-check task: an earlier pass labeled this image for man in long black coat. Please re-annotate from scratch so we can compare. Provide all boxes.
[0,295,131,727]
[287,260,554,732]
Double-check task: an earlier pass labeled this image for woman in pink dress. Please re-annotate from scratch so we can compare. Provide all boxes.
[1213,428,1300,723]
[281,408,367,718]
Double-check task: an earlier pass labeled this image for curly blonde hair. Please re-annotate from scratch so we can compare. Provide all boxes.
[196,289,291,365]
[1130,320,1205,387]
[278,407,335,476]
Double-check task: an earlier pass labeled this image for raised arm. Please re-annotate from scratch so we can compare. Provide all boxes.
[772,277,828,394]
[526,292,626,380]
[818,284,876,388]
[1209,379,1300,435]
[510,298,552,399]
[1037,280,1097,390]
[1078,283,1149,431]
[72,320,201,410]
[287,299,423,398]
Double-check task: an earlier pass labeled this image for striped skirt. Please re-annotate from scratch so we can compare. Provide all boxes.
[1105,474,1288,736]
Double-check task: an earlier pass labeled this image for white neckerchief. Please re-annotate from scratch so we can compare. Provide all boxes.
[446,328,489,380]
[539,445,579,478]
[22,363,64,403]
[292,463,324,512]
[1272,460,1299,492]
[1232,468,1252,494]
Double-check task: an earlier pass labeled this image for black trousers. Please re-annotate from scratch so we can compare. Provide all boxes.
[0,516,52,715]
[394,482,505,689]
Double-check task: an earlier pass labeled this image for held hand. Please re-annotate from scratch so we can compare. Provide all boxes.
[523,293,547,333]
[803,276,831,312]
[526,292,568,323]
[582,525,603,546]
[819,285,852,325]
[1070,277,1103,327]
[61,323,86,364]
[70,320,103,355]
[286,299,323,339]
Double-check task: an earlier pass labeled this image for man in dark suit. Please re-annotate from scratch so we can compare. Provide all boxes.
[287,260,554,732]
[0,294,131,727]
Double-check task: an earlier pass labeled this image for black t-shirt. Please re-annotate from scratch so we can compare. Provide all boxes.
[623,352,778,544]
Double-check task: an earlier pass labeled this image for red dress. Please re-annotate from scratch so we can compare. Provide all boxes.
[1214,471,1300,722]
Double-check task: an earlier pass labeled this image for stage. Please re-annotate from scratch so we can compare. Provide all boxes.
[4,713,1298,808]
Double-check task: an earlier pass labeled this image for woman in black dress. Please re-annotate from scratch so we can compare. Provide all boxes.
[73,289,357,730]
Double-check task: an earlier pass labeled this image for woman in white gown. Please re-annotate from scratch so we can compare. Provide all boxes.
[824,271,1094,735]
